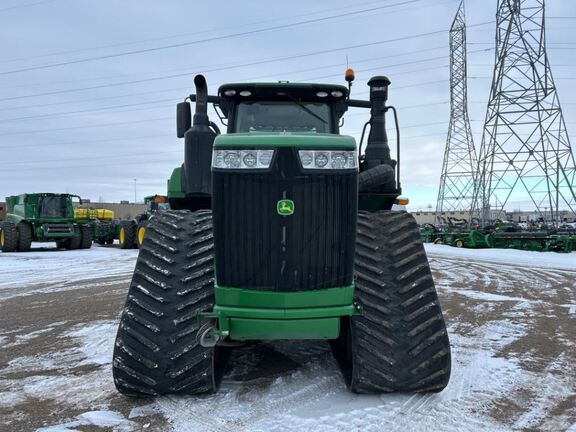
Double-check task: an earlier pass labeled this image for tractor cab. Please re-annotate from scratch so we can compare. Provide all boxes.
[37,194,74,219]
[216,82,349,134]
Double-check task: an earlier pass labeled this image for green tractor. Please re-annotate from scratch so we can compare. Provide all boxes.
[0,193,92,252]
[112,73,451,396]
[118,195,169,249]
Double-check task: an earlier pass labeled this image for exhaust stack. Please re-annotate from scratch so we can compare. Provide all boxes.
[193,74,209,125]
[181,74,216,200]
[364,76,393,170]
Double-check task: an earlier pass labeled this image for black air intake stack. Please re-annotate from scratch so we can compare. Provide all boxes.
[360,76,397,193]
[182,74,216,196]
[365,76,392,169]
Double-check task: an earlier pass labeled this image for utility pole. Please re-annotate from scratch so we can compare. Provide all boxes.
[134,178,137,204]
[472,0,576,226]
[436,0,477,224]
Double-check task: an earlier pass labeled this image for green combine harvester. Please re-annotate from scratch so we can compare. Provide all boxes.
[0,193,92,252]
[112,72,451,396]
[118,194,169,249]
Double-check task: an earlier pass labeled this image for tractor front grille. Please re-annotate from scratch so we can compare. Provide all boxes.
[212,147,357,292]
[43,224,73,234]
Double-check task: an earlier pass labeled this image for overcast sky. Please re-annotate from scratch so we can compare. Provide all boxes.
[0,0,575,209]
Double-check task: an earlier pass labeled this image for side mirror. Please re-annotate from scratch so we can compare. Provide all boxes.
[177,102,191,138]
[79,199,83,205]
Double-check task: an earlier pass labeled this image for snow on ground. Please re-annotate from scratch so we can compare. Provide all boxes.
[425,243,576,271]
[36,410,135,432]
[0,243,137,300]
[0,244,575,431]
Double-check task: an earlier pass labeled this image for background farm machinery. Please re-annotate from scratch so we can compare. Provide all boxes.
[1,193,92,252]
[74,208,119,245]
[420,218,576,252]
[118,194,169,249]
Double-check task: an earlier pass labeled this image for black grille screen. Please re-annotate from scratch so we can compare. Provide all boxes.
[212,148,357,292]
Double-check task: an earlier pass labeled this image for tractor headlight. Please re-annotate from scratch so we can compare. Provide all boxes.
[315,152,329,168]
[298,150,357,170]
[212,149,275,169]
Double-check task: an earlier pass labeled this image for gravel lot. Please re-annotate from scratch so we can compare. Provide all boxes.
[0,243,575,431]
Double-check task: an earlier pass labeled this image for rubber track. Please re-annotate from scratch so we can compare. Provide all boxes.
[347,210,451,393]
[112,210,218,396]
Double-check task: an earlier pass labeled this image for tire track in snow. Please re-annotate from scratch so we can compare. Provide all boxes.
[157,344,344,432]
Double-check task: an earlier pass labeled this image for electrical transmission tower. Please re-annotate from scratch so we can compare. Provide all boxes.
[473,0,576,225]
[436,0,477,222]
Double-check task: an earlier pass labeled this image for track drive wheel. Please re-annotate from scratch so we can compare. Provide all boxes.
[1,222,18,252]
[119,221,135,249]
[136,220,148,249]
[112,210,226,396]
[17,222,32,252]
[332,210,451,393]
[79,225,93,249]
[454,239,464,248]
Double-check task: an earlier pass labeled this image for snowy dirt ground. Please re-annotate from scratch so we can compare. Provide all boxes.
[0,243,575,431]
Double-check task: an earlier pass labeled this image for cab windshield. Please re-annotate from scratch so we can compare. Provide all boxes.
[234,101,332,133]
[39,196,68,218]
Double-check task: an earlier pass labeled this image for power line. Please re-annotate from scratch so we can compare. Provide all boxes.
[0,133,174,150]
[300,48,489,82]
[0,29,449,102]
[0,0,57,12]
[0,45,448,112]
[0,130,452,172]
[7,149,182,166]
[0,119,455,153]
[0,157,181,173]
[0,65,452,123]
[0,22,495,105]
[0,87,186,112]
[0,44,448,93]
[0,78,452,124]
[0,0,423,76]
[0,117,172,136]
[0,98,176,123]
[0,0,396,64]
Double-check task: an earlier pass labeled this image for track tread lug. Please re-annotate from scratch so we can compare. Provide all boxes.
[112,210,225,397]
[332,210,451,394]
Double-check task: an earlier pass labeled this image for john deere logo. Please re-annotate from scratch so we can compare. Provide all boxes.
[277,199,295,216]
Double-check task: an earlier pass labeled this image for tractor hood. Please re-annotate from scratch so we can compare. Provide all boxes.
[213,133,356,149]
